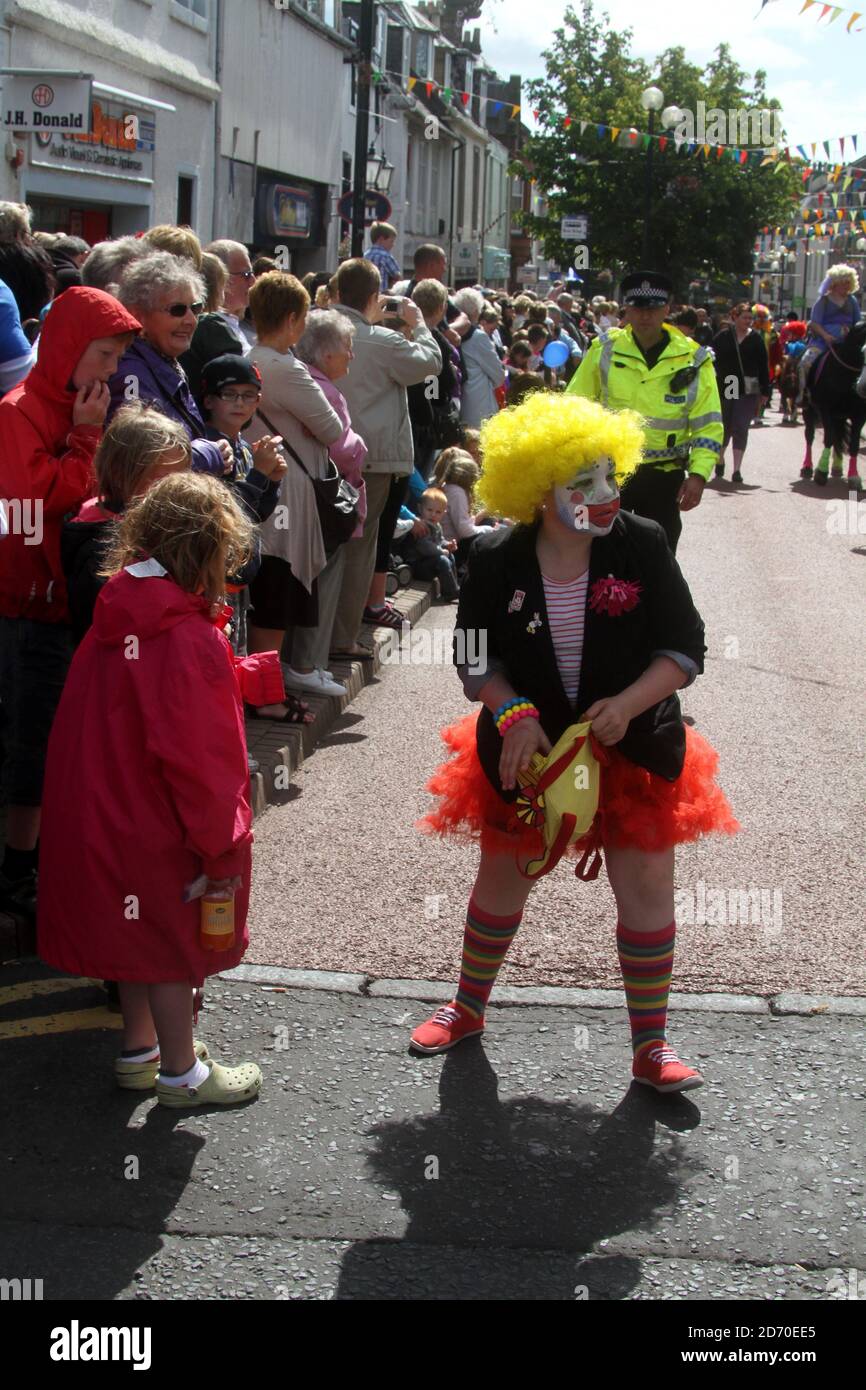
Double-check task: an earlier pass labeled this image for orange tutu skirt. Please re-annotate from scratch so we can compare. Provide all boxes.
[418,713,739,857]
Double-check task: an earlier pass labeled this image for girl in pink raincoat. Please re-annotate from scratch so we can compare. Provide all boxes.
[38,472,280,1109]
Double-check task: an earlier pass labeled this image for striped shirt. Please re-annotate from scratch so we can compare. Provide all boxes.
[542,570,589,702]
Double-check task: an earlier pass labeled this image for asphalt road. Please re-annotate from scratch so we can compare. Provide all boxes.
[2,966,863,1303]
[248,406,866,998]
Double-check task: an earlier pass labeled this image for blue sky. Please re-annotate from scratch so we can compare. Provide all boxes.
[477,0,866,153]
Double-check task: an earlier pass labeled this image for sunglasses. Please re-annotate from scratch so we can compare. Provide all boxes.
[216,388,261,404]
[161,301,204,318]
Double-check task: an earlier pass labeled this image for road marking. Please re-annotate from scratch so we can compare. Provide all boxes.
[0,1006,122,1040]
[0,977,101,1008]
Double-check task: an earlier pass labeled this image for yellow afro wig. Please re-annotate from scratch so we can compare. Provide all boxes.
[477,392,644,524]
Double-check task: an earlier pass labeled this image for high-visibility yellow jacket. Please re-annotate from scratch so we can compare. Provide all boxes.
[566,325,723,482]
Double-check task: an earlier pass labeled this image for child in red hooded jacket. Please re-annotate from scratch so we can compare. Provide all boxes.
[0,286,140,918]
[39,471,268,1109]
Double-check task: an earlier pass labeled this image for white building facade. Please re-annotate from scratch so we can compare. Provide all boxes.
[0,0,218,239]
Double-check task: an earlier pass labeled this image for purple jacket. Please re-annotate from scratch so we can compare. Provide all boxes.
[107,338,224,476]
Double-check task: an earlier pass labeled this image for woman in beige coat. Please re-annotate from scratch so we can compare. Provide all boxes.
[246,273,345,714]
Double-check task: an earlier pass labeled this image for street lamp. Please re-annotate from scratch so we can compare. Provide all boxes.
[640,86,683,264]
[365,145,395,195]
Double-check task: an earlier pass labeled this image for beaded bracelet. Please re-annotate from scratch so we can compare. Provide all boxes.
[495,699,541,737]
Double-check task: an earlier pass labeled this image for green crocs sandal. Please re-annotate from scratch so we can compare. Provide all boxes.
[155,1058,262,1109]
[115,1040,209,1092]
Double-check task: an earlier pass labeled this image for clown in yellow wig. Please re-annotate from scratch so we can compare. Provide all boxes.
[407,389,739,1095]
[477,392,644,524]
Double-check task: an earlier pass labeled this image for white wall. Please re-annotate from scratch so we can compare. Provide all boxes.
[2,0,217,232]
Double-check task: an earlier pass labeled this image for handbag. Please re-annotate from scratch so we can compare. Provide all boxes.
[514,721,609,882]
[732,328,760,396]
[256,409,360,555]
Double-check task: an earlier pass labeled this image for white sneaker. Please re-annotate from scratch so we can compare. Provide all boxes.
[282,665,346,698]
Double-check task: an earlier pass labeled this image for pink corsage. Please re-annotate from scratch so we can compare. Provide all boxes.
[588,575,642,617]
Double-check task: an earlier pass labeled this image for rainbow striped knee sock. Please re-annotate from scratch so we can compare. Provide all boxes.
[616,920,676,1056]
[455,897,524,1020]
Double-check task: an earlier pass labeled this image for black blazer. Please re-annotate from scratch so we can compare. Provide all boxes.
[454,513,706,798]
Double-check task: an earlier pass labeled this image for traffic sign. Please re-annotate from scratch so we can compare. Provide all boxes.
[337,189,392,226]
[561,214,589,241]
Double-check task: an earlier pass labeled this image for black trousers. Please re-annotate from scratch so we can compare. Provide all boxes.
[619,465,686,553]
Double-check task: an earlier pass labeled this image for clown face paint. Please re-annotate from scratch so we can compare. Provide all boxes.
[553,456,620,536]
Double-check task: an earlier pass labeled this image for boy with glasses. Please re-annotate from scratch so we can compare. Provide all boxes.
[200,354,287,653]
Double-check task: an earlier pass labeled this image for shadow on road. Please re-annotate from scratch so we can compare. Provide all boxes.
[1,974,204,1299]
[336,1043,702,1300]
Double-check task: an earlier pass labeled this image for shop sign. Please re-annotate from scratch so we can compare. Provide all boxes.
[455,241,479,273]
[259,184,315,239]
[31,97,155,180]
[2,72,92,132]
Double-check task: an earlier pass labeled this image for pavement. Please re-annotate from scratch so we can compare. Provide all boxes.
[1,961,863,1301]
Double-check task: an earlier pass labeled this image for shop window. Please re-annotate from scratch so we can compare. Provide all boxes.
[177,175,196,228]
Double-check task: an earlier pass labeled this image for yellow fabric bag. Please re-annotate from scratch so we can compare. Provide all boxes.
[515,720,607,880]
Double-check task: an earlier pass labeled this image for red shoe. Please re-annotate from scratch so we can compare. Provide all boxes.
[410,1002,485,1054]
[632,1043,704,1094]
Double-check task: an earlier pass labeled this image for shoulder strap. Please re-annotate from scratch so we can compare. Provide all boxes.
[255,409,311,478]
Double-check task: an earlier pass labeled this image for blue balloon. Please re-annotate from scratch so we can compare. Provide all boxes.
[542,339,570,369]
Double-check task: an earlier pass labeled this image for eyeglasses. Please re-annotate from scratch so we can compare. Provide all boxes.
[161,301,204,318]
[216,389,261,404]
[229,269,255,280]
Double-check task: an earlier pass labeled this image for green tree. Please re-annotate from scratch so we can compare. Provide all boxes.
[514,2,798,293]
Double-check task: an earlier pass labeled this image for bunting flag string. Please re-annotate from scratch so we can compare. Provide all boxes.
[760,0,865,28]
[373,64,866,186]
[370,67,520,118]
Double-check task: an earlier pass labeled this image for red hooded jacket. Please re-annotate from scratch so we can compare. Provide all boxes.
[0,287,140,623]
[37,566,253,985]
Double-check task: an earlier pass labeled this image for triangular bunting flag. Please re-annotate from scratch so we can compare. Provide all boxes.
[828,5,843,20]
[848,11,862,30]
[564,116,572,128]
[425,81,433,98]
[800,0,816,11]
[823,141,831,158]
[408,76,417,92]
[492,101,502,114]
[642,134,651,150]
[596,124,606,139]
[532,108,539,120]
[797,145,808,161]
[840,137,846,156]
[658,136,668,152]
[510,105,520,119]
[610,127,621,142]
[580,120,589,135]
[443,87,452,101]
[461,91,470,107]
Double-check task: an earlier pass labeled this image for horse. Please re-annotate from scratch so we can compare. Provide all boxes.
[779,354,801,425]
[799,319,866,491]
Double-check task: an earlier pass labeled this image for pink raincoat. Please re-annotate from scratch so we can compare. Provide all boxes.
[38,565,254,985]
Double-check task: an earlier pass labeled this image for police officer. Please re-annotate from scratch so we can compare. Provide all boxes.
[567,271,723,552]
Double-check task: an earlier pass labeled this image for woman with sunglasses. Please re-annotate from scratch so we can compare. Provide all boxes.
[181,240,257,400]
[107,251,228,478]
